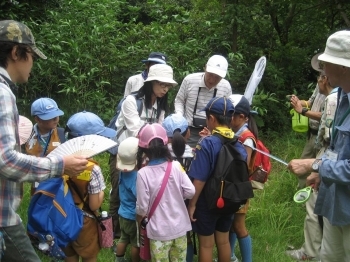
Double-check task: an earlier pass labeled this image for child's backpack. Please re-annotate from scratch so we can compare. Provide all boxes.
[204,134,254,214]
[27,176,84,260]
[27,161,99,260]
[240,130,272,189]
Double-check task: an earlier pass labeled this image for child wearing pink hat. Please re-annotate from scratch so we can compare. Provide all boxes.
[136,123,195,261]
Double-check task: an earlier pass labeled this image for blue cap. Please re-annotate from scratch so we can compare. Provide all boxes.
[162,114,188,138]
[67,111,117,138]
[201,96,235,116]
[141,52,167,64]
[31,98,64,120]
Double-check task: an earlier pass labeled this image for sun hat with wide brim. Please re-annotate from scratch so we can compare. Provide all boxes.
[144,64,178,87]
[311,53,324,73]
[18,115,33,145]
[318,30,350,68]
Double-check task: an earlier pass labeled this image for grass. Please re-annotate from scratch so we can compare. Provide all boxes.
[18,131,308,261]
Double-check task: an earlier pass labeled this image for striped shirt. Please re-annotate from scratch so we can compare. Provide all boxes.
[88,165,106,194]
[0,67,64,227]
[174,72,232,126]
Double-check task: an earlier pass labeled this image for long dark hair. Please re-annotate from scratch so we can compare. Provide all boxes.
[136,138,172,170]
[247,115,259,139]
[136,81,168,112]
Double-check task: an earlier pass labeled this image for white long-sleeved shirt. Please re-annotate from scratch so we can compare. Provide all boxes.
[174,72,232,126]
[123,73,145,98]
[115,95,165,144]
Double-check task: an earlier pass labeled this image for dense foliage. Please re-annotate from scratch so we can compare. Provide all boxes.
[1,0,350,131]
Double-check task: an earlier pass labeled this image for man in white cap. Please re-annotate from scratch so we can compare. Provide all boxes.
[174,55,232,147]
[0,20,88,261]
[289,30,350,261]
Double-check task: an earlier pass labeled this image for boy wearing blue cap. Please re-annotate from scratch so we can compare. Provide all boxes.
[26,97,66,195]
[63,111,116,262]
[187,97,247,262]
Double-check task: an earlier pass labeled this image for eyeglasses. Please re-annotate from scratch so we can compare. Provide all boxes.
[318,61,324,70]
[317,75,326,82]
[155,81,172,89]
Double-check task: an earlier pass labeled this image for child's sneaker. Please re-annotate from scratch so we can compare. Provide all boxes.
[231,257,239,262]
[285,249,320,261]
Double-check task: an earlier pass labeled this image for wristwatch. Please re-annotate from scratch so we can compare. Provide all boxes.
[301,107,309,116]
[311,159,322,172]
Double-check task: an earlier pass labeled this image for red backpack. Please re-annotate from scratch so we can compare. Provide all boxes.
[240,130,271,189]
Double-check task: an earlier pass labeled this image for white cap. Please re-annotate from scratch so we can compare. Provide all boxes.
[206,55,228,78]
[101,211,108,218]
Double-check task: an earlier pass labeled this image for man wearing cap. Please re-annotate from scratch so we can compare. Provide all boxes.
[289,30,350,261]
[0,20,88,261]
[26,97,66,195]
[289,53,326,189]
[123,51,167,97]
[174,55,232,147]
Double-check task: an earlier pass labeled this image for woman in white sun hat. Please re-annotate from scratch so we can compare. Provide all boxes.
[109,63,178,242]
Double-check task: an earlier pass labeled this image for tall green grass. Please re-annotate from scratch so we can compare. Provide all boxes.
[18,131,308,261]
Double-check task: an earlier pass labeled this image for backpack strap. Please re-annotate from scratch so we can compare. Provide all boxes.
[148,161,172,220]
[57,127,66,143]
[67,172,106,231]
[0,74,18,94]
[240,130,257,145]
[239,130,257,174]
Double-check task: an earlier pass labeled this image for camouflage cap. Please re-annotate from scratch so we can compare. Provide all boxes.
[0,20,47,59]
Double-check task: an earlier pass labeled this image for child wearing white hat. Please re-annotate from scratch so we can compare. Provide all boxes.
[115,137,140,262]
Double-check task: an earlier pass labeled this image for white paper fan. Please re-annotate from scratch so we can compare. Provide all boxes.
[18,115,33,145]
[47,134,118,158]
[244,56,267,105]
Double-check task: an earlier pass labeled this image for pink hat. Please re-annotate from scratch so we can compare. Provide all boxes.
[18,115,33,145]
[138,123,168,148]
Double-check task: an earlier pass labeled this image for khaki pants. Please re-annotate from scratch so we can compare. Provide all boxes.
[321,218,350,262]
[301,191,322,259]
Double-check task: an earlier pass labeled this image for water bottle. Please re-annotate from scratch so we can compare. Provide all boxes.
[101,211,108,219]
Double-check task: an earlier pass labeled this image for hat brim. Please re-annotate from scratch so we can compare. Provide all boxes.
[31,45,47,60]
[98,127,117,138]
[206,65,227,78]
[141,58,166,64]
[318,53,350,68]
[145,77,178,87]
[116,154,136,172]
[311,53,324,72]
[37,109,64,120]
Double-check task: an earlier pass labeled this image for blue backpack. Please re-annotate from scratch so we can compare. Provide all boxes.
[27,176,84,260]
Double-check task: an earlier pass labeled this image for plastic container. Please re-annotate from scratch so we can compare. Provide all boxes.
[101,211,108,218]
[290,109,309,133]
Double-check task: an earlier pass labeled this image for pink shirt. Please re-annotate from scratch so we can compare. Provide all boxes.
[136,160,195,241]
